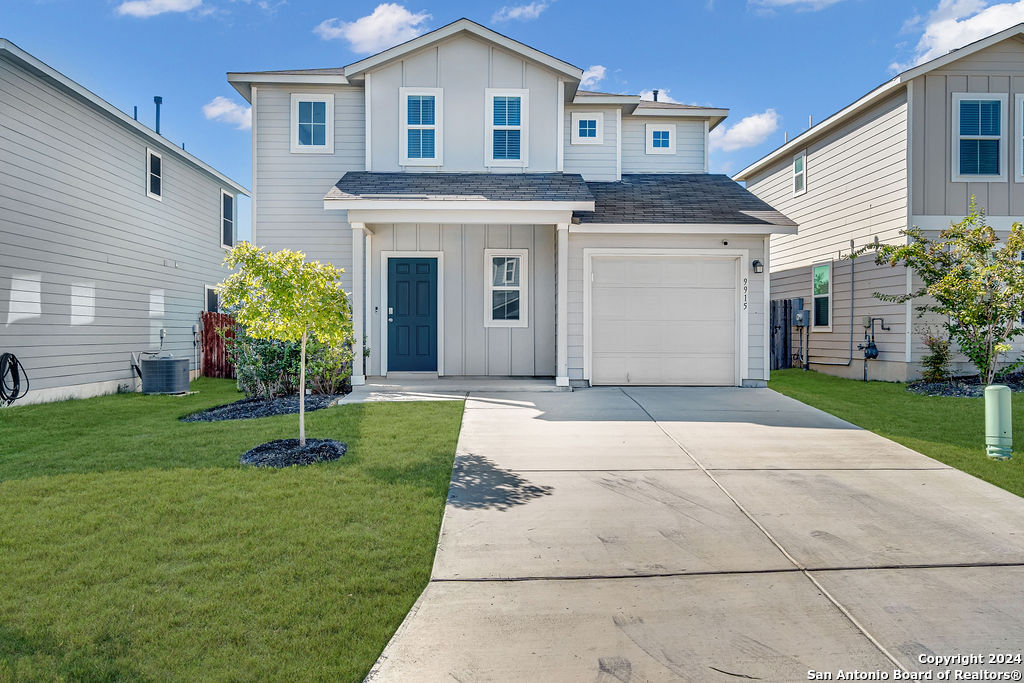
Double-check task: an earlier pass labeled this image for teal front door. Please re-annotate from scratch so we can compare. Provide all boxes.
[387,258,438,372]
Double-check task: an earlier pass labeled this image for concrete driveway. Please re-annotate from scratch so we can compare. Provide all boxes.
[367,388,1024,681]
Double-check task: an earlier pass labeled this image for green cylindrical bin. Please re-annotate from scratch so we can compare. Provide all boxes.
[985,384,1012,460]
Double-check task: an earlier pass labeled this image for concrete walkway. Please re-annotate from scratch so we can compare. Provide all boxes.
[367,388,1024,681]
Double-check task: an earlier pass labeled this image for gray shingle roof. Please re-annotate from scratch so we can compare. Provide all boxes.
[576,174,797,227]
[326,172,594,203]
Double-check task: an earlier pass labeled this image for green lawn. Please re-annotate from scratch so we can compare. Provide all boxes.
[0,379,464,681]
[771,369,1024,498]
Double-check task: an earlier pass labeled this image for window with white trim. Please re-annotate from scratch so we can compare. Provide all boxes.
[205,285,219,313]
[793,150,807,196]
[952,92,1007,182]
[400,87,442,165]
[290,93,334,153]
[146,148,162,200]
[1014,94,1024,182]
[221,190,235,249]
[486,89,528,166]
[644,123,675,154]
[570,112,603,145]
[484,249,528,327]
[812,262,831,330]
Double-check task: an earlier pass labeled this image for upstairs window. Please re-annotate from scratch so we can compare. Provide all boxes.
[486,89,528,166]
[221,190,235,249]
[793,150,807,196]
[400,88,443,165]
[484,249,528,328]
[146,148,162,200]
[570,112,604,145]
[812,262,831,330]
[953,93,1006,182]
[205,285,219,313]
[645,123,675,154]
[290,93,334,154]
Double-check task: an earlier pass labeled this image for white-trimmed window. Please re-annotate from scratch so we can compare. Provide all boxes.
[952,92,1007,182]
[290,93,334,154]
[146,148,162,200]
[645,123,675,154]
[221,190,235,249]
[811,261,831,331]
[484,249,528,328]
[400,87,443,165]
[571,112,603,145]
[793,150,807,196]
[1014,94,1024,182]
[486,89,529,167]
[205,285,219,313]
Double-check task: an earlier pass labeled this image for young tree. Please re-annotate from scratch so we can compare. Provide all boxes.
[218,243,352,445]
[867,202,1024,385]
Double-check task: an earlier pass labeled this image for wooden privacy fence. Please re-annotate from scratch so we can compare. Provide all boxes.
[769,299,793,371]
[201,311,236,379]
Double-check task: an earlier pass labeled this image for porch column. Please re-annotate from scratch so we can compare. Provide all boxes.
[556,223,570,387]
[350,222,367,386]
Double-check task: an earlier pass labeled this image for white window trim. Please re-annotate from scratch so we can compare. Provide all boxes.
[1015,93,1024,183]
[146,147,162,201]
[485,88,529,167]
[952,92,1007,183]
[484,248,528,328]
[290,93,334,154]
[204,285,219,313]
[645,123,675,155]
[793,150,807,197]
[220,189,235,249]
[811,260,832,333]
[570,111,604,145]
[399,87,443,166]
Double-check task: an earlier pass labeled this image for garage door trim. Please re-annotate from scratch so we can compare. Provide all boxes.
[583,248,749,386]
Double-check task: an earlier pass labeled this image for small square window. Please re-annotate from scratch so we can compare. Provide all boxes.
[645,123,675,154]
[570,112,604,145]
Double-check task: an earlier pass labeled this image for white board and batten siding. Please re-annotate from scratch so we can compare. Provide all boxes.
[563,104,619,181]
[0,53,239,401]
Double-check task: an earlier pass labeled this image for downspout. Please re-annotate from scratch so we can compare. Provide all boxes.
[809,240,856,367]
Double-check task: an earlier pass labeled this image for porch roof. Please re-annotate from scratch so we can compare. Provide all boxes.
[325,172,594,204]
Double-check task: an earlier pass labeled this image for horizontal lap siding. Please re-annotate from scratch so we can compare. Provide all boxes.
[620,118,704,173]
[0,55,234,394]
[563,105,618,181]
[253,84,364,287]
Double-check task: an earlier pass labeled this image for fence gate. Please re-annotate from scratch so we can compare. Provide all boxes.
[770,299,793,371]
[201,311,236,379]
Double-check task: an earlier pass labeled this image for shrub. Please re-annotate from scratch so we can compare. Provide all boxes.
[223,327,353,399]
[920,334,951,383]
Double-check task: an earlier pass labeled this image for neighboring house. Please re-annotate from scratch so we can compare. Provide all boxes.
[0,39,249,405]
[228,18,795,388]
[737,23,1024,382]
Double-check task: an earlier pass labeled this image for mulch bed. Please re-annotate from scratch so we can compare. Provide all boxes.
[240,438,347,468]
[907,372,1024,398]
[181,394,345,422]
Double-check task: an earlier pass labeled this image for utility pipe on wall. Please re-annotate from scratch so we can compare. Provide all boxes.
[809,239,856,368]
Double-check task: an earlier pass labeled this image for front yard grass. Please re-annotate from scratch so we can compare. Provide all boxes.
[771,369,1024,498]
[0,378,463,681]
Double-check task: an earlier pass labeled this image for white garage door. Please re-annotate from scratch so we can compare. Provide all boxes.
[589,254,739,386]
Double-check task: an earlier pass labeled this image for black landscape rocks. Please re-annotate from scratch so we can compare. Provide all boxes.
[907,372,1024,398]
[240,438,347,468]
[181,394,344,422]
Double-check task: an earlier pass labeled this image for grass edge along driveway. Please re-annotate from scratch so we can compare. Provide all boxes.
[771,369,1024,499]
[0,378,464,681]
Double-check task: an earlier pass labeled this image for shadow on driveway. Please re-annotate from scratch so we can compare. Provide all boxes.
[447,454,553,511]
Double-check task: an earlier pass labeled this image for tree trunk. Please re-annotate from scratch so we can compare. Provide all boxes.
[299,329,307,447]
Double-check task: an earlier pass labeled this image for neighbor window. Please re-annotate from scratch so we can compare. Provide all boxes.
[205,286,219,313]
[953,93,1006,182]
[400,88,443,165]
[486,89,528,166]
[484,249,528,327]
[1014,94,1024,182]
[812,262,831,330]
[146,148,162,200]
[645,123,675,154]
[290,93,334,153]
[570,112,604,145]
[793,150,807,196]
[221,190,235,249]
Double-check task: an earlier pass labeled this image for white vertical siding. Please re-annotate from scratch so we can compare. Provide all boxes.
[620,117,705,173]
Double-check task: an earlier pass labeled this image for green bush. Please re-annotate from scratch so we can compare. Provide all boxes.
[920,333,952,383]
[222,327,353,399]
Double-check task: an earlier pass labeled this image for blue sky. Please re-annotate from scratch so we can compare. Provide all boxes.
[7,0,1024,238]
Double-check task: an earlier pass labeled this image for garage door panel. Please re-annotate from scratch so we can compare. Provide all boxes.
[593,257,736,288]
[593,288,736,322]
[593,321,736,354]
[592,353,737,386]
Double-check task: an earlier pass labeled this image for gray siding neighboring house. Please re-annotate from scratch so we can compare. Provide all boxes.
[737,24,1024,381]
[0,39,248,405]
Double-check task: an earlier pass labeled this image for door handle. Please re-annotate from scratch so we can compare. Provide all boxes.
[388,318,394,323]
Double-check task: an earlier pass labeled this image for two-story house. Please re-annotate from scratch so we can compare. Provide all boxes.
[228,19,795,388]
[736,23,1024,381]
[0,38,249,405]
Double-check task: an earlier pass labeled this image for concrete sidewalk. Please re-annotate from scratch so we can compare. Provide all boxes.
[368,388,1024,681]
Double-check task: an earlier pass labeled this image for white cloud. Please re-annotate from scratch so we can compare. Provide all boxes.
[116,0,202,17]
[315,3,431,54]
[580,65,606,89]
[748,0,846,10]
[203,96,252,130]
[895,0,1024,70]
[709,108,780,152]
[638,89,680,103]
[491,2,549,22]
